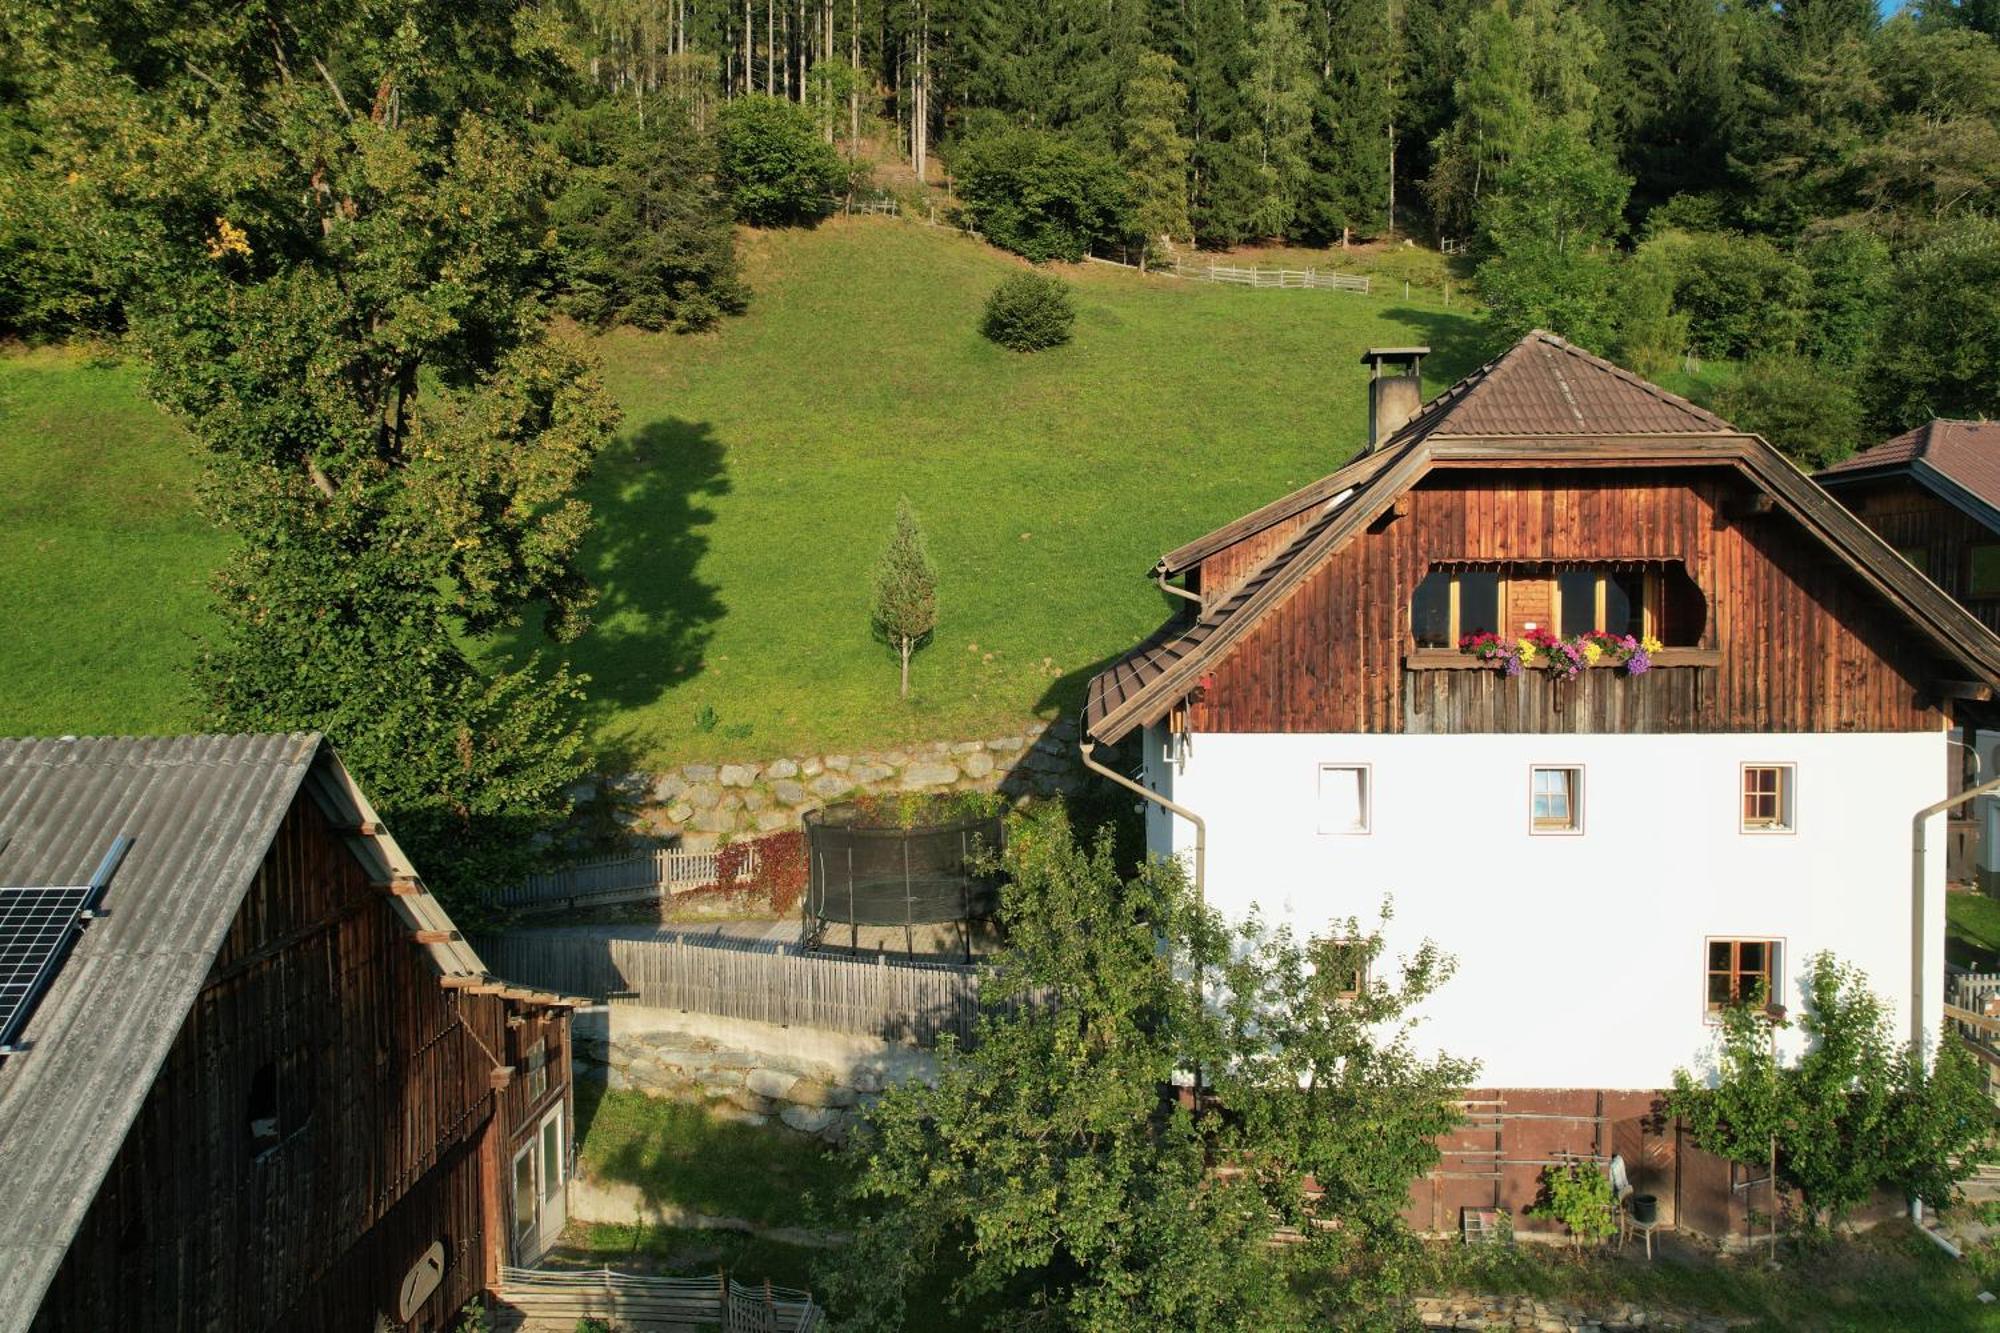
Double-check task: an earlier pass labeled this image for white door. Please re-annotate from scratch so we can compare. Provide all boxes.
[511,1105,568,1265]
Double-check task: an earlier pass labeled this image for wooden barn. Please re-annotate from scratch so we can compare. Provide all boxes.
[1081,333,2000,1240]
[0,734,583,1332]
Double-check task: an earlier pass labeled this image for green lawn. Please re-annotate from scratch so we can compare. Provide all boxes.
[0,348,222,736]
[575,1086,851,1229]
[1949,892,2000,971]
[3,218,1501,763]
[543,217,1491,766]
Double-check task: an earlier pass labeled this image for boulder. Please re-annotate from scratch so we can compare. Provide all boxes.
[823,754,851,772]
[754,811,791,833]
[880,749,910,766]
[986,736,1025,753]
[651,773,689,803]
[786,1078,858,1109]
[779,1105,841,1135]
[693,806,738,834]
[808,774,851,799]
[716,792,744,813]
[682,764,718,782]
[719,763,759,788]
[951,740,986,755]
[720,1086,776,1115]
[740,788,769,813]
[667,802,693,824]
[852,762,894,785]
[960,751,995,780]
[708,1103,770,1128]
[772,778,807,806]
[764,758,798,780]
[684,783,722,810]
[799,756,824,777]
[901,762,959,790]
[747,1068,800,1100]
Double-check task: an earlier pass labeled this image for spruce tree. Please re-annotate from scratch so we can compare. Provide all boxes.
[1249,0,1316,239]
[1123,51,1194,259]
[871,499,939,698]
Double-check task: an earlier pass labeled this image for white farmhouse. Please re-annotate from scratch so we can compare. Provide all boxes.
[1079,331,2000,1236]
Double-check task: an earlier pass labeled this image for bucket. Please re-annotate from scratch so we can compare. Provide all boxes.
[1630,1193,1658,1225]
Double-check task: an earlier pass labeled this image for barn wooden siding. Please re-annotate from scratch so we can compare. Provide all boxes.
[33,790,567,1333]
[1190,468,1946,736]
[1829,477,2000,634]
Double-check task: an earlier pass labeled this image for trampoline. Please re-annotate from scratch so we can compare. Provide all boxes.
[803,801,1005,959]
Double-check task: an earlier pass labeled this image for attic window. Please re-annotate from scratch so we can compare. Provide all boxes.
[247,1045,313,1158]
[1411,570,1503,647]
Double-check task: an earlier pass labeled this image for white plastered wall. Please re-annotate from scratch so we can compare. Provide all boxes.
[1140,726,1948,1089]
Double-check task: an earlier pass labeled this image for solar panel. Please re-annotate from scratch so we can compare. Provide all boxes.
[0,837,130,1058]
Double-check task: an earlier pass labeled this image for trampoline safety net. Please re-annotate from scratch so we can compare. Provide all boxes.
[803,804,1005,929]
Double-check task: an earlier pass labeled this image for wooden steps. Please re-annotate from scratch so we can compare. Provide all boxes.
[492,1267,823,1332]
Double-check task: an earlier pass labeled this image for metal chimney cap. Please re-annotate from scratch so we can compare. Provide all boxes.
[1361,346,1430,363]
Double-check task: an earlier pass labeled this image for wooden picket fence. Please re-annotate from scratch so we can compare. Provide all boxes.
[495,1266,823,1331]
[496,845,758,915]
[1946,967,2000,1102]
[474,930,984,1046]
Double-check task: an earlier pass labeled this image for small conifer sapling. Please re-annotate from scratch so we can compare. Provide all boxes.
[871,499,938,698]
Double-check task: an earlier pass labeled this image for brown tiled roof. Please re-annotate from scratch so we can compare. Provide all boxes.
[1818,420,2000,522]
[1082,335,2000,744]
[1157,333,1732,575]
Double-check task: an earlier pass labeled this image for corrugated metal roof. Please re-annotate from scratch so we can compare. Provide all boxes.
[1083,337,2000,743]
[0,734,322,1327]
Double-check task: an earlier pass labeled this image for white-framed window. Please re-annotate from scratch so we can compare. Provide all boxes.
[1317,764,1371,835]
[1530,766,1583,834]
[1706,937,1783,1014]
[1740,764,1796,833]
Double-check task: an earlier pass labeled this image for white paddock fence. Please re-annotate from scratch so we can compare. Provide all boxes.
[473,930,985,1046]
[1166,259,1372,292]
[496,845,759,915]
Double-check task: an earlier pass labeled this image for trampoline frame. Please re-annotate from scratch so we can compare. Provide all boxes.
[802,803,1005,960]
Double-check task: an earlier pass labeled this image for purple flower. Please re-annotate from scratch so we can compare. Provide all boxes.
[1504,653,1524,677]
[1627,647,1651,675]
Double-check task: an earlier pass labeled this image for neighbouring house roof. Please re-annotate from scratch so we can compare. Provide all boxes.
[1085,332,2000,745]
[1817,419,2000,533]
[0,734,566,1330]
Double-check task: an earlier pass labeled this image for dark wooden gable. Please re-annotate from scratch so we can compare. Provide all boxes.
[1188,466,1946,735]
[33,782,566,1332]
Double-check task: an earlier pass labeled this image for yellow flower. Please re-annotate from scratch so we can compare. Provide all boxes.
[1641,635,1664,654]
[205,216,251,260]
[1582,640,1604,664]
[1517,637,1537,662]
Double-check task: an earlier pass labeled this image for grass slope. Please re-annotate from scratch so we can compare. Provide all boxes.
[1,221,1495,763]
[555,217,1484,766]
[0,349,221,736]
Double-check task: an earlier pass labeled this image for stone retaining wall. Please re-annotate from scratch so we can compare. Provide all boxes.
[589,716,1083,850]
[573,1005,938,1142]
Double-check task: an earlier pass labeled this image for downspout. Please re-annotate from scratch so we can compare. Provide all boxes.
[1156,570,1202,607]
[1912,771,2000,1052]
[1079,734,1205,907]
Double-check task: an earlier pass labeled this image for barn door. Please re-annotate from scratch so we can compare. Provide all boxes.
[511,1104,569,1266]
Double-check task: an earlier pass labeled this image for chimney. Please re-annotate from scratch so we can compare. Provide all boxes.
[1361,346,1428,451]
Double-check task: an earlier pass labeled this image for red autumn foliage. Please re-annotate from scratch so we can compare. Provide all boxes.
[692,829,809,916]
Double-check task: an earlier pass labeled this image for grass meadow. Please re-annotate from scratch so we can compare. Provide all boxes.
[9,217,1742,767]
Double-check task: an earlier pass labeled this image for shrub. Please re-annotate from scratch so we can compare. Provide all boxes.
[715,94,847,226]
[981,272,1075,351]
[951,127,1132,262]
[1528,1158,1619,1248]
[1864,216,2000,432]
[1714,354,1865,470]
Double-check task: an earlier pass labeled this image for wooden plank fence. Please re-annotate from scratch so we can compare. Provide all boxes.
[474,930,984,1046]
[495,1267,823,1332]
[496,846,758,915]
[1166,259,1371,293]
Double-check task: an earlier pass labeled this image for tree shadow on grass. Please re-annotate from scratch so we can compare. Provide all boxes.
[524,417,729,768]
